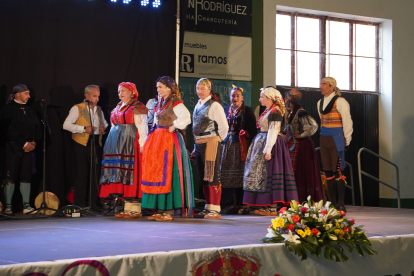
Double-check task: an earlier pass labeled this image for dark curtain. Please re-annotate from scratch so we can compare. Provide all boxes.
[277,86,380,207]
[0,0,187,210]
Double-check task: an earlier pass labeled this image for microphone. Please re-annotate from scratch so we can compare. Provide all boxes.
[35,98,45,106]
[83,99,91,103]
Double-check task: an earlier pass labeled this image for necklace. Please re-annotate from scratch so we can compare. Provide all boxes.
[227,105,241,131]
[155,96,173,115]
[256,104,276,129]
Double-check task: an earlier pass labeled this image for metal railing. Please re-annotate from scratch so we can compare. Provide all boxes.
[315,147,355,206]
[358,147,400,208]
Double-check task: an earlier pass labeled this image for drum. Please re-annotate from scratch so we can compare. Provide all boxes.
[35,192,60,215]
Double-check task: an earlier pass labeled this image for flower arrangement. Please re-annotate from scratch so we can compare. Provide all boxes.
[261,196,377,262]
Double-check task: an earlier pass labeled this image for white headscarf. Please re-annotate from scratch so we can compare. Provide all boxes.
[260,87,285,114]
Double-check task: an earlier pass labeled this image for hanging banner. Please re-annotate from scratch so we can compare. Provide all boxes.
[2,235,414,276]
[180,32,252,81]
[179,77,252,112]
[185,0,252,37]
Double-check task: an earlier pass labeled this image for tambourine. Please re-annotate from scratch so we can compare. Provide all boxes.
[35,192,60,215]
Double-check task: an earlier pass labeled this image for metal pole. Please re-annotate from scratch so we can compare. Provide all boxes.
[396,166,401,209]
[175,0,180,84]
[357,148,364,206]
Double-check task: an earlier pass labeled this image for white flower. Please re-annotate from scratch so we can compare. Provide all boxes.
[317,200,324,210]
[282,230,301,244]
[318,217,323,222]
[304,203,309,208]
[311,214,317,219]
[287,214,293,223]
[327,209,338,219]
[324,223,333,230]
[305,213,309,217]
[325,201,331,209]
[266,228,277,238]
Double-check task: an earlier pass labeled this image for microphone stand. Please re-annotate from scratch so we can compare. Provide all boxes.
[83,100,101,214]
[28,100,57,216]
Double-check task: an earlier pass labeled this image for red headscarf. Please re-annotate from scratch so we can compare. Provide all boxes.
[118,82,138,99]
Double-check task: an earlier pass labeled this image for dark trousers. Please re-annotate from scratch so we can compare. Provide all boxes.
[221,188,244,206]
[73,136,102,207]
[6,142,32,183]
[320,135,339,173]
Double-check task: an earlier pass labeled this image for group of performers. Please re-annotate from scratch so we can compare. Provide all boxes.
[1,76,352,219]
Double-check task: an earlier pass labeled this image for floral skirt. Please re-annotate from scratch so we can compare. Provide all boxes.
[221,137,246,189]
[243,135,299,206]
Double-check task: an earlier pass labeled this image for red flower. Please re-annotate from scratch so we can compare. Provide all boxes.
[311,228,319,236]
[300,207,308,214]
[287,224,294,231]
[343,227,350,233]
[349,218,355,225]
[279,207,287,214]
[292,215,300,223]
[339,210,346,218]
[320,210,327,216]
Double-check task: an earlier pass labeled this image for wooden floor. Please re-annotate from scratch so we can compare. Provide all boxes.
[0,205,413,266]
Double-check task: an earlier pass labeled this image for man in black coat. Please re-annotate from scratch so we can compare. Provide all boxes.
[1,84,41,215]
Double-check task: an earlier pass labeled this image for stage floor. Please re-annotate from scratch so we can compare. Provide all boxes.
[1,205,414,266]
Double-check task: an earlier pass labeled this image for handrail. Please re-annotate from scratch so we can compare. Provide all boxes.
[315,147,355,206]
[358,147,400,208]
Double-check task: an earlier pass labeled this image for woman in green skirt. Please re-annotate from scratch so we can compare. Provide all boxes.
[141,76,194,221]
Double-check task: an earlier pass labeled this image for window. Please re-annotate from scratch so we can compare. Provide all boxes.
[276,12,380,93]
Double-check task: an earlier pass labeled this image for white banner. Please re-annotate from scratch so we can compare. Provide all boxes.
[180,32,252,81]
[1,235,414,275]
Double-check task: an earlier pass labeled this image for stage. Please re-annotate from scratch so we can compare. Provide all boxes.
[1,206,413,275]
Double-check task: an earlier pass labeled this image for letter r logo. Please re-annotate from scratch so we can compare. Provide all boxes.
[180,54,194,73]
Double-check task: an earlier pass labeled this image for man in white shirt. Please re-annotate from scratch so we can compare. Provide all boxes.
[191,78,229,219]
[63,84,108,209]
[317,77,353,212]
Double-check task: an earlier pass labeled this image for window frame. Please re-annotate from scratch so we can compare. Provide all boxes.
[276,11,380,94]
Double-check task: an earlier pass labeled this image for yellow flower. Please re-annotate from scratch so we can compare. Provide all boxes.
[336,223,340,228]
[304,227,310,232]
[304,228,312,236]
[297,229,306,238]
[334,229,341,235]
[272,218,285,228]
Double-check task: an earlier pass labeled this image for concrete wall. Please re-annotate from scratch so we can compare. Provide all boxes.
[256,0,414,206]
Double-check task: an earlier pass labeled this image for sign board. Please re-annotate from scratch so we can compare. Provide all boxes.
[185,0,252,37]
[180,32,252,81]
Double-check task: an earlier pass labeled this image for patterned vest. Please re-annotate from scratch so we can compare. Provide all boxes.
[192,98,217,138]
[72,102,102,146]
[321,100,343,128]
[156,97,182,127]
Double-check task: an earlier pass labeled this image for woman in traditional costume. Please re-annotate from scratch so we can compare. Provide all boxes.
[220,85,257,214]
[99,82,148,218]
[284,89,323,203]
[141,76,194,222]
[242,87,299,215]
